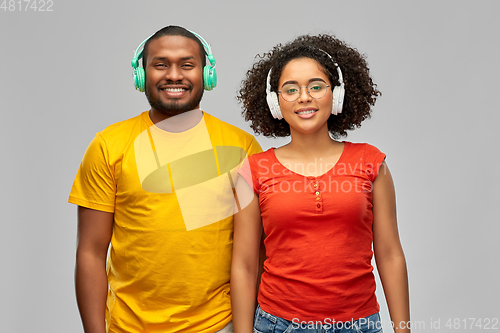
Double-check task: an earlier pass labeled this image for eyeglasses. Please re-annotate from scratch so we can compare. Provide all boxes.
[278,81,331,102]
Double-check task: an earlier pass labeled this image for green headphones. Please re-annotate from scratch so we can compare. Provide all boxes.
[131,30,217,92]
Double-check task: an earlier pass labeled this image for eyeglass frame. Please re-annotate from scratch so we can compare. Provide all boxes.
[277,81,332,102]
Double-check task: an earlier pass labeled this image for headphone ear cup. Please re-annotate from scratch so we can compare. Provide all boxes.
[203,65,217,91]
[134,67,146,92]
[266,91,283,120]
[337,85,345,114]
[331,85,344,115]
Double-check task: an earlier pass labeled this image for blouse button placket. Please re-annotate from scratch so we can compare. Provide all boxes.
[312,177,322,213]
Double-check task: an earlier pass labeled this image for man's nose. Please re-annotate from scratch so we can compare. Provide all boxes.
[165,66,183,81]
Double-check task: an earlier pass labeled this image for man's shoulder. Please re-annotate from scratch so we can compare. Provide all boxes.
[203,112,255,140]
[97,111,148,141]
[203,112,262,155]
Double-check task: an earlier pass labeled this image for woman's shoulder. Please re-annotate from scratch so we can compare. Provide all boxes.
[343,141,386,166]
[345,141,384,155]
[248,147,275,161]
[245,148,279,175]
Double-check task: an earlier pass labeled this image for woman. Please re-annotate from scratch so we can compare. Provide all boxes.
[231,34,410,333]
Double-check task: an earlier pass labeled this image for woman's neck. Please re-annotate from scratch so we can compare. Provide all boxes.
[286,127,338,158]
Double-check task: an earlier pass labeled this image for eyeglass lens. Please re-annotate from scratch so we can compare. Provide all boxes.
[280,81,328,102]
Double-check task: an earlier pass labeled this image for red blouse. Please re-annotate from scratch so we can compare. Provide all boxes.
[238,142,386,323]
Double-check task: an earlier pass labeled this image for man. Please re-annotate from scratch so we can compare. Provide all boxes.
[69,26,261,333]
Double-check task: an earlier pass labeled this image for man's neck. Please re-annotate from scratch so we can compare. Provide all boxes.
[150,109,204,133]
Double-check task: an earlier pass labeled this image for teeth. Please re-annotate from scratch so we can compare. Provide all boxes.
[163,88,186,92]
[297,110,316,115]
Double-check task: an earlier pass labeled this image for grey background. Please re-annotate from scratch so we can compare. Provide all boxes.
[1,1,499,332]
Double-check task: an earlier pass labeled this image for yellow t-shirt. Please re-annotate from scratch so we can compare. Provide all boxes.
[69,111,262,333]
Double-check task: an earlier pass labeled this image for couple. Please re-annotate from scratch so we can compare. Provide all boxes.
[69,25,410,333]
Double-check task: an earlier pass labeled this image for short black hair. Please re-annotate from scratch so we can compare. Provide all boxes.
[141,25,207,70]
[237,34,381,138]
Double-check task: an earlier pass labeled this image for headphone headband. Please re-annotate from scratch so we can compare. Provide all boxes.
[317,48,344,87]
[131,33,154,69]
[131,29,217,92]
[188,30,216,68]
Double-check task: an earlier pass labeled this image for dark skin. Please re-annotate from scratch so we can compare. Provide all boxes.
[74,35,207,333]
[75,207,112,333]
[144,35,204,124]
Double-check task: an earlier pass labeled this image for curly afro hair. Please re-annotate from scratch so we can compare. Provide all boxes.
[237,34,380,138]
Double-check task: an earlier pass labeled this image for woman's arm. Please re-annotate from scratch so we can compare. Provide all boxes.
[372,162,411,333]
[231,175,263,333]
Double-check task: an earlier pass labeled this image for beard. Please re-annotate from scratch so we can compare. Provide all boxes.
[145,82,204,118]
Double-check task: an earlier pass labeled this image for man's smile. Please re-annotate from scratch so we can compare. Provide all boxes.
[160,84,190,98]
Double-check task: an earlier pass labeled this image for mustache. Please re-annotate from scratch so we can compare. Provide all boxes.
[163,81,192,88]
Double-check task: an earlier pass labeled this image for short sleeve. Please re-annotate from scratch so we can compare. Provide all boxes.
[237,157,256,193]
[68,133,116,212]
[238,136,262,193]
[246,137,263,157]
[238,150,269,196]
[363,144,387,183]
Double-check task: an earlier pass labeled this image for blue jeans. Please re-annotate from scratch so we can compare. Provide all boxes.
[253,305,383,333]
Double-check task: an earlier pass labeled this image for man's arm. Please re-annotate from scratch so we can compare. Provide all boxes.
[75,206,113,333]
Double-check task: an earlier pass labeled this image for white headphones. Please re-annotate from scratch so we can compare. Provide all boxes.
[265,50,345,120]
